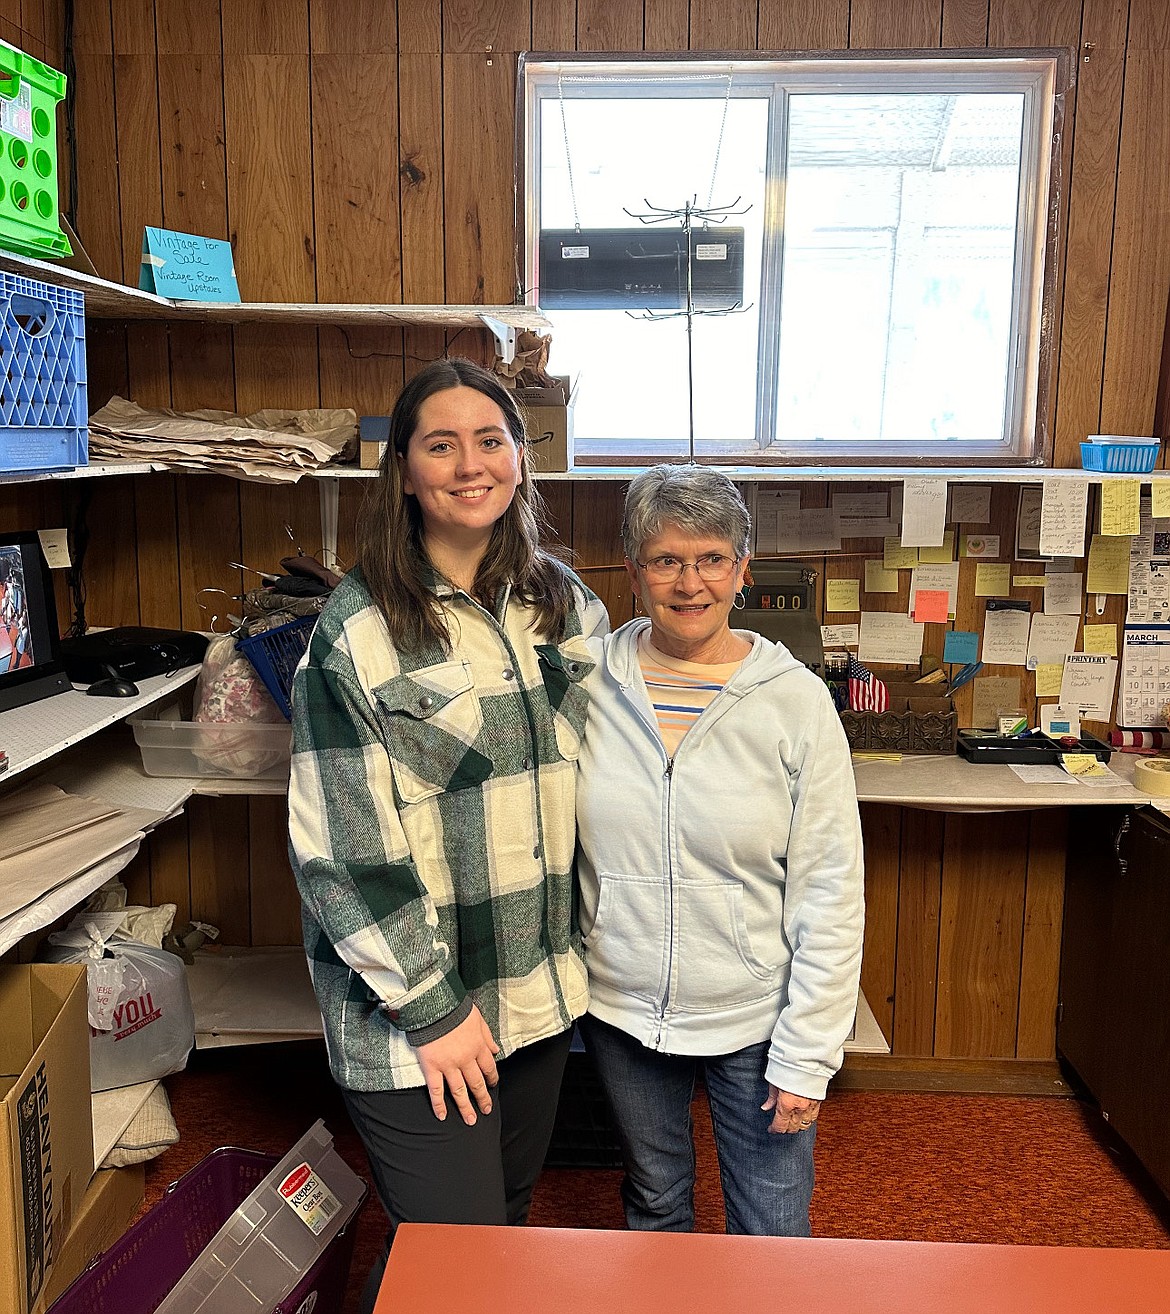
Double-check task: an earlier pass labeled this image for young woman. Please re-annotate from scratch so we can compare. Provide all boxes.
[288,358,608,1311]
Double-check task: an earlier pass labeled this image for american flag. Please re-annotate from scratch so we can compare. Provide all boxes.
[846,654,890,713]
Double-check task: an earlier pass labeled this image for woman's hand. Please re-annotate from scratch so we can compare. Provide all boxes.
[762,1085,821,1135]
[416,1007,501,1125]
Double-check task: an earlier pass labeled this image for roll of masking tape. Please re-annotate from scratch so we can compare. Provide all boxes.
[1134,758,1170,798]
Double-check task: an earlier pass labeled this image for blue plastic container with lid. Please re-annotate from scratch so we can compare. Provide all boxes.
[1079,436,1161,474]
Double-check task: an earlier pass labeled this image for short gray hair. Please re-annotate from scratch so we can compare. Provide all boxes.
[622,464,752,561]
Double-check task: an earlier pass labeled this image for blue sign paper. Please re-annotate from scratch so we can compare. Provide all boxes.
[943,630,980,665]
[139,227,240,302]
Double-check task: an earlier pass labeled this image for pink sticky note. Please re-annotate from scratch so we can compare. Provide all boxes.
[912,589,950,623]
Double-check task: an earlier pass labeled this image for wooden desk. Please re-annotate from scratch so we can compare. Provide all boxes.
[377,1224,1170,1314]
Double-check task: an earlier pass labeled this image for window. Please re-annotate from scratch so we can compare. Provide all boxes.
[521,54,1064,466]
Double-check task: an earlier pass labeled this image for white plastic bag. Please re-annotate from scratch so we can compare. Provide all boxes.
[44,916,196,1092]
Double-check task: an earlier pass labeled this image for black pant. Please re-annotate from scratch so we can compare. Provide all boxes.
[343,1028,572,1313]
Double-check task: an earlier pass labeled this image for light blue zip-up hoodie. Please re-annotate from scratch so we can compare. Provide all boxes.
[576,618,864,1100]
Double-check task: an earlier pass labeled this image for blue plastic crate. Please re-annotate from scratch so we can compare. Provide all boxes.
[1079,437,1160,474]
[0,268,87,472]
[236,615,317,721]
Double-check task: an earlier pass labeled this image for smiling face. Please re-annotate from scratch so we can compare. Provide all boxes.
[626,525,750,664]
[400,384,524,569]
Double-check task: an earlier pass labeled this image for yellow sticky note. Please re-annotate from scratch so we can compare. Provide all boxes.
[917,530,955,564]
[1086,534,1131,594]
[1012,576,1047,588]
[883,538,919,570]
[975,563,1011,597]
[1083,624,1118,656]
[1034,663,1063,696]
[1100,480,1141,536]
[825,579,861,612]
[1152,481,1170,518]
[864,559,899,593]
[1061,753,1109,778]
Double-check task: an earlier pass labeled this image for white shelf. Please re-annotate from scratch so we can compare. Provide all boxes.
[188,946,322,1049]
[0,666,202,781]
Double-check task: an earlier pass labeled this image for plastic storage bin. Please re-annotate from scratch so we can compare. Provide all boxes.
[48,1129,367,1314]
[1079,436,1161,474]
[544,1029,623,1170]
[0,39,71,258]
[0,268,87,472]
[130,707,292,780]
[236,615,317,720]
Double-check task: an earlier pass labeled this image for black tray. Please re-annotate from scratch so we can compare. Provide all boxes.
[957,731,1112,765]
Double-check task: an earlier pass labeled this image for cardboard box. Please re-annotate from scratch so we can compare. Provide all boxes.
[31,1163,145,1314]
[516,375,576,473]
[0,964,94,1314]
[359,415,390,470]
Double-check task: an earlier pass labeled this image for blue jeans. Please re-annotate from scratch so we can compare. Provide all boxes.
[579,1015,814,1236]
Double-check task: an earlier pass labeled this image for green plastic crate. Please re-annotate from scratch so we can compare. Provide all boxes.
[0,39,71,259]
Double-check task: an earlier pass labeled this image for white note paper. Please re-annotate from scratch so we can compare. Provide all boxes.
[950,485,992,524]
[900,479,949,548]
[1027,613,1081,667]
[857,611,925,664]
[1043,572,1083,616]
[981,609,1031,665]
[754,490,801,554]
[1059,653,1118,721]
[908,563,960,619]
[1039,479,1089,557]
[821,624,860,648]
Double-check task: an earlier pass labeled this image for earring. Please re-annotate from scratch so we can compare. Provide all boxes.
[732,590,747,610]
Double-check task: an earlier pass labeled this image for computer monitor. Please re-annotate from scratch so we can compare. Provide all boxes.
[0,530,70,713]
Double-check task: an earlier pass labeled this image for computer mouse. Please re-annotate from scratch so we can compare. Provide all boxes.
[85,664,140,698]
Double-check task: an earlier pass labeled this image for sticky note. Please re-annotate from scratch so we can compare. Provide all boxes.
[917,530,955,564]
[1085,534,1131,594]
[883,538,919,570]
[1152,481,1170,518]
[943,631,979,665]
[1099,480,1141,536]
[1013,576,1047,588]
[912,589,950,623]
[825,579,861,612]
[36,527,71,568]
[1060,753,1109,778]
[1034,663,1063,696]
[975,563,1011,597]
[1083,623,1118,656]
[864,560,899,593]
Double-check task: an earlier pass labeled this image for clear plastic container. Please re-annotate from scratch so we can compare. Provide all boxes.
[154,1121,366,1314]
[129,708,291,779]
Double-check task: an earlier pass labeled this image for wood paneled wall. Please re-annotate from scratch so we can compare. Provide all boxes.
[5,1,1169,1065]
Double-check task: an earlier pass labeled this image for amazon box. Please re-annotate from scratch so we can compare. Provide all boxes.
[516,375,577,472]
[0,964,94,1314]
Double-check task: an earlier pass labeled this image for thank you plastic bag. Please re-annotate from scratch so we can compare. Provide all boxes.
[43,914,196,1092]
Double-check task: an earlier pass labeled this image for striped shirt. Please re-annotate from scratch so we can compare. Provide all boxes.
[638,633,745,757]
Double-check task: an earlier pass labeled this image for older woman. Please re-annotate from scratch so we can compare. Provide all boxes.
[576,464,864,1237]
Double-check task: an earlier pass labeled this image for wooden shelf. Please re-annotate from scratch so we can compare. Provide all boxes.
[0,248,549,332]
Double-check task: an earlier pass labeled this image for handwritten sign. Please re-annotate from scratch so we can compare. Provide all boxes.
[140,226,241,302]
[1039,478,1089,557]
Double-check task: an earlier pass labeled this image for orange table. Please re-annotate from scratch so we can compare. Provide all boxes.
[376,1224,1170,1314]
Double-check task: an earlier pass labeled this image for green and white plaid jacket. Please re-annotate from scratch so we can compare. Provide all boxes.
[288,564,609,1091]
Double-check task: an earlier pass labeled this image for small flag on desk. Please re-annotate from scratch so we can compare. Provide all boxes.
[846,654,890,713]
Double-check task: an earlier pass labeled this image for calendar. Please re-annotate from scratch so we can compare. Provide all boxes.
[1120,625,1170,729]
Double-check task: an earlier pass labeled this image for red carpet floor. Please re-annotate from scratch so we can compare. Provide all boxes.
[143,1042,1170,1313]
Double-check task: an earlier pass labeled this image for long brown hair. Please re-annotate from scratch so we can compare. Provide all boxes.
[356,357,575,652]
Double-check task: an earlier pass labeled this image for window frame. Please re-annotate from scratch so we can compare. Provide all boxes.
[518,49,1068,469]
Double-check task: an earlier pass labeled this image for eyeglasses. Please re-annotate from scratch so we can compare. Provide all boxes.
[635,553,741,584]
